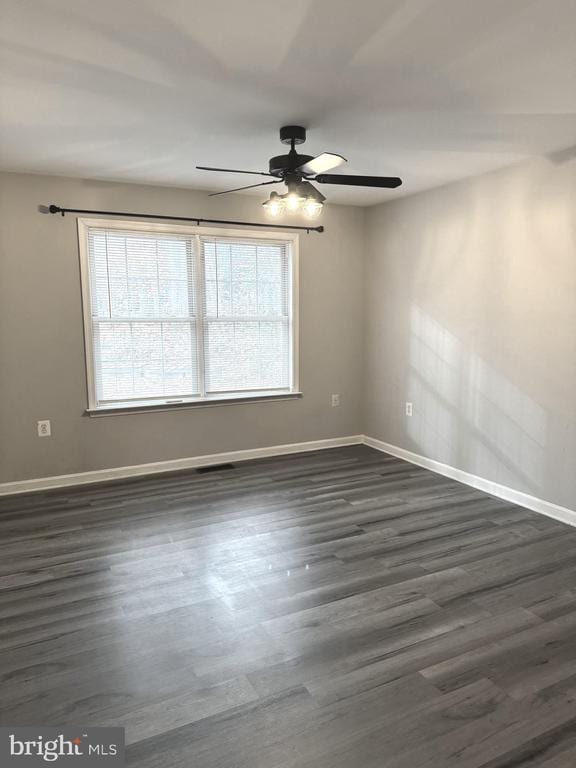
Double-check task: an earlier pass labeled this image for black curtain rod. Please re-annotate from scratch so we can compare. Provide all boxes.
[41,204,324,233]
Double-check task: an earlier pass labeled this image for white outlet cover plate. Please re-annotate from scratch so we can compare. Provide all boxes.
[37,420,51,437]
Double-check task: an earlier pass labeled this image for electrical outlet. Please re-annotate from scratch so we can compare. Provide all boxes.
[331,394,340,407]
[405,402,413,417]
[37,420,51,437]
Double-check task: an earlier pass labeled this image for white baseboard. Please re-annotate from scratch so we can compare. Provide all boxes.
[0,435,363,497]
[3,433,574,531]
[363,435,576,529]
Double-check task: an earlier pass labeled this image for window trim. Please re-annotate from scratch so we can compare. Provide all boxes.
[77,218,300,414]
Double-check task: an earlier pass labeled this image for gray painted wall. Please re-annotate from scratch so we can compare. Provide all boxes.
[364,155,576,510]
[2,156,575,512]
[0,172,365,482]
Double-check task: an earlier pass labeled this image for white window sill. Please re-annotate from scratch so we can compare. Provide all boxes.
[85,391,303,417]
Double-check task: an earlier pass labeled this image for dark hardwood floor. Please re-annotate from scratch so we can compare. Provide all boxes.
[1,445,576,767]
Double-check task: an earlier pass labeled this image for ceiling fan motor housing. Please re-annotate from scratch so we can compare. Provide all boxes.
[269,153,314,176]
[269,126,313,176]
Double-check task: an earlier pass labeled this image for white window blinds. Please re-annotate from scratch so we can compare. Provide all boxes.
[82,223,296,409]
[201,237,291,394]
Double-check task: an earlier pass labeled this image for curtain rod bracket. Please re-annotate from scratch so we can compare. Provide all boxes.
[41,204,324,233]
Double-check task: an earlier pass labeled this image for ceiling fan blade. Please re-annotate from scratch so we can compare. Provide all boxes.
[315,174,402,188]
[297,153,347,175]
[197,166,273,177]
[208,180,282,197]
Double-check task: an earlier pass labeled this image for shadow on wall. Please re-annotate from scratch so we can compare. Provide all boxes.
[406,306,547,496]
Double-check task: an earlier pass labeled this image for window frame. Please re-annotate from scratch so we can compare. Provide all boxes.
[77,218,300,414]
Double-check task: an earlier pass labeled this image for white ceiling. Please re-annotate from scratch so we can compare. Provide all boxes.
[1,0,575,205]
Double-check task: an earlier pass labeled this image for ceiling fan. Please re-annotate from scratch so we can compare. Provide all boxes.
[197,126,402,218]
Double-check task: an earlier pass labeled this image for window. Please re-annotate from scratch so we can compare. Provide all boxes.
[78,220,299,412]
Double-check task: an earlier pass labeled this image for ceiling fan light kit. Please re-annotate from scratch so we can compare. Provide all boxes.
[263,177,326,219]
[263,193,322,219]
[197,126,402,219]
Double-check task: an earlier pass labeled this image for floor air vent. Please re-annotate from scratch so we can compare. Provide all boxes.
[196,463,236,474]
